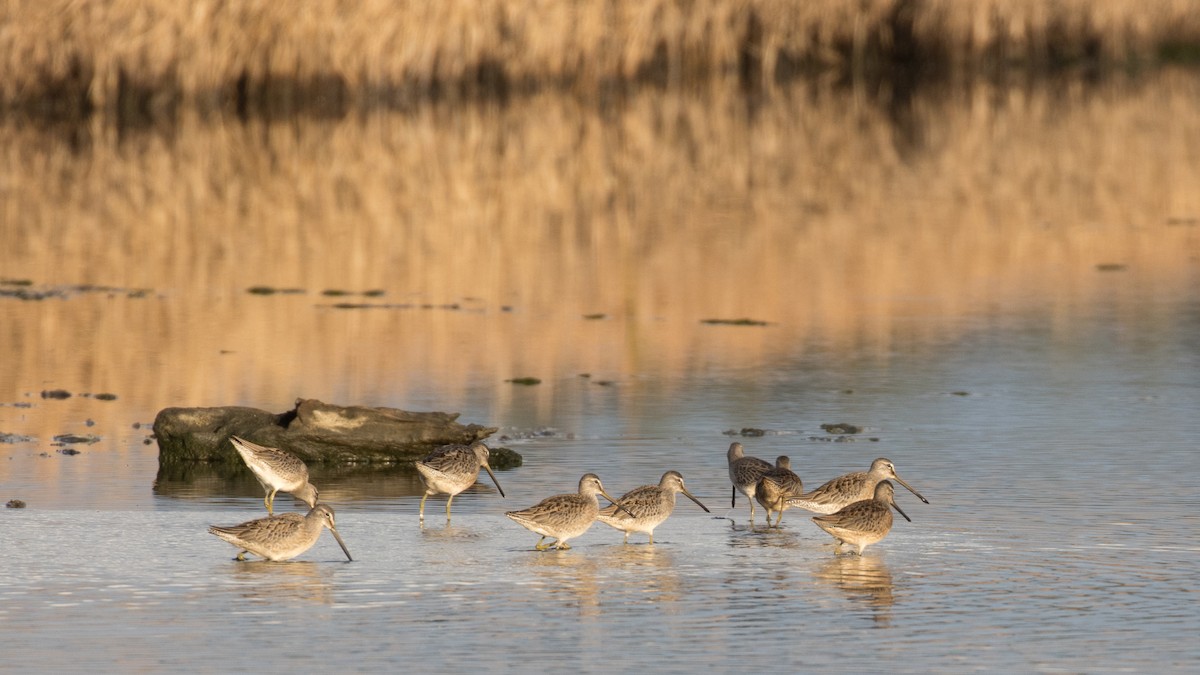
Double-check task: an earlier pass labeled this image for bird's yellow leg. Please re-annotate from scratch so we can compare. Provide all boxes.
[535,537,551,551]
[445,494,455,520]
[265,490,276,515]
[236,551,248,561]
[419,493,428,521]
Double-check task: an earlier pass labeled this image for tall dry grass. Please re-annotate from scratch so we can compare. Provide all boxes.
[2,72,1198,452]
[1,0,1199,114]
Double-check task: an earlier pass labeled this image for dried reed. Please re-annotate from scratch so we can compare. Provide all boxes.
[1,0,1198,115]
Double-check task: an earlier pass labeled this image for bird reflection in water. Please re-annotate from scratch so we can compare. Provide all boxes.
[419,521,486,542]
[519,551,602,617]
[227,560,336,606]
[812,554,896,627]
[596,545,682,608]
[723,516,805,546]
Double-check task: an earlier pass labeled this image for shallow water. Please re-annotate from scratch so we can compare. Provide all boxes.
[3,75,1200,671]
[4,316,1199,672]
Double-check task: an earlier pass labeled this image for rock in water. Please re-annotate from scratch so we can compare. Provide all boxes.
[154,398,497,465]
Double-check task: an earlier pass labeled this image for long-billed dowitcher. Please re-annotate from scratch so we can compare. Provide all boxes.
[230,436,319,515]
[755,456,803,528]
[506,473,629,551]
[811,481,910,555]
[415,441,505,522]
[596,471,710,543]
[208,503,353,562]
[727,442,773,520]
[787,457,928,514]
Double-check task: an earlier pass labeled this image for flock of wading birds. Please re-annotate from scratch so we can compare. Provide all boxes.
[208,437,930,562]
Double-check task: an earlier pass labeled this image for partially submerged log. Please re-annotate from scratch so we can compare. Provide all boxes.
[154,398,504,466]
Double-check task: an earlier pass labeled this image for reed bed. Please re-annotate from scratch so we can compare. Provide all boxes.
[1,0,1199,115]
[2,73,1198,448]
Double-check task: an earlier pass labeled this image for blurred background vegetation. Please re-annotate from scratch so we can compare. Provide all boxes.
[2,0,1199,120]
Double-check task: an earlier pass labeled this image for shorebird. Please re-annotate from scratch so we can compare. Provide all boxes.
[506,473,630,551]
[726,442,773,520]
[415,441,505,522]
[788,457,928,515]
[755,456,803,528]
[230,436,318,515]
[208,504,352,562]
[596,471,710,543]
[812,481,910,555]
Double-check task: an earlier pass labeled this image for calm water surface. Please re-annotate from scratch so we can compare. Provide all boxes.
[3,78,1200,672]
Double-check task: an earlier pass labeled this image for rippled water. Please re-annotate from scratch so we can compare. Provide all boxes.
[4,299,1199,671]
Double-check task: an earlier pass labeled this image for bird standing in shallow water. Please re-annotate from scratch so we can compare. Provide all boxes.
[415,441,505,522]
[230,436,319,515]
[787,457,928,515]
[755,456,803,528]
[812,481,910,555]
[506,473,629,551]
[597,470,710,544]
[209,503,353,562]
[727,442,773,521]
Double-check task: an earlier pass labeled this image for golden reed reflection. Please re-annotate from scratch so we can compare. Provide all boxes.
[2,74,1198,456]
